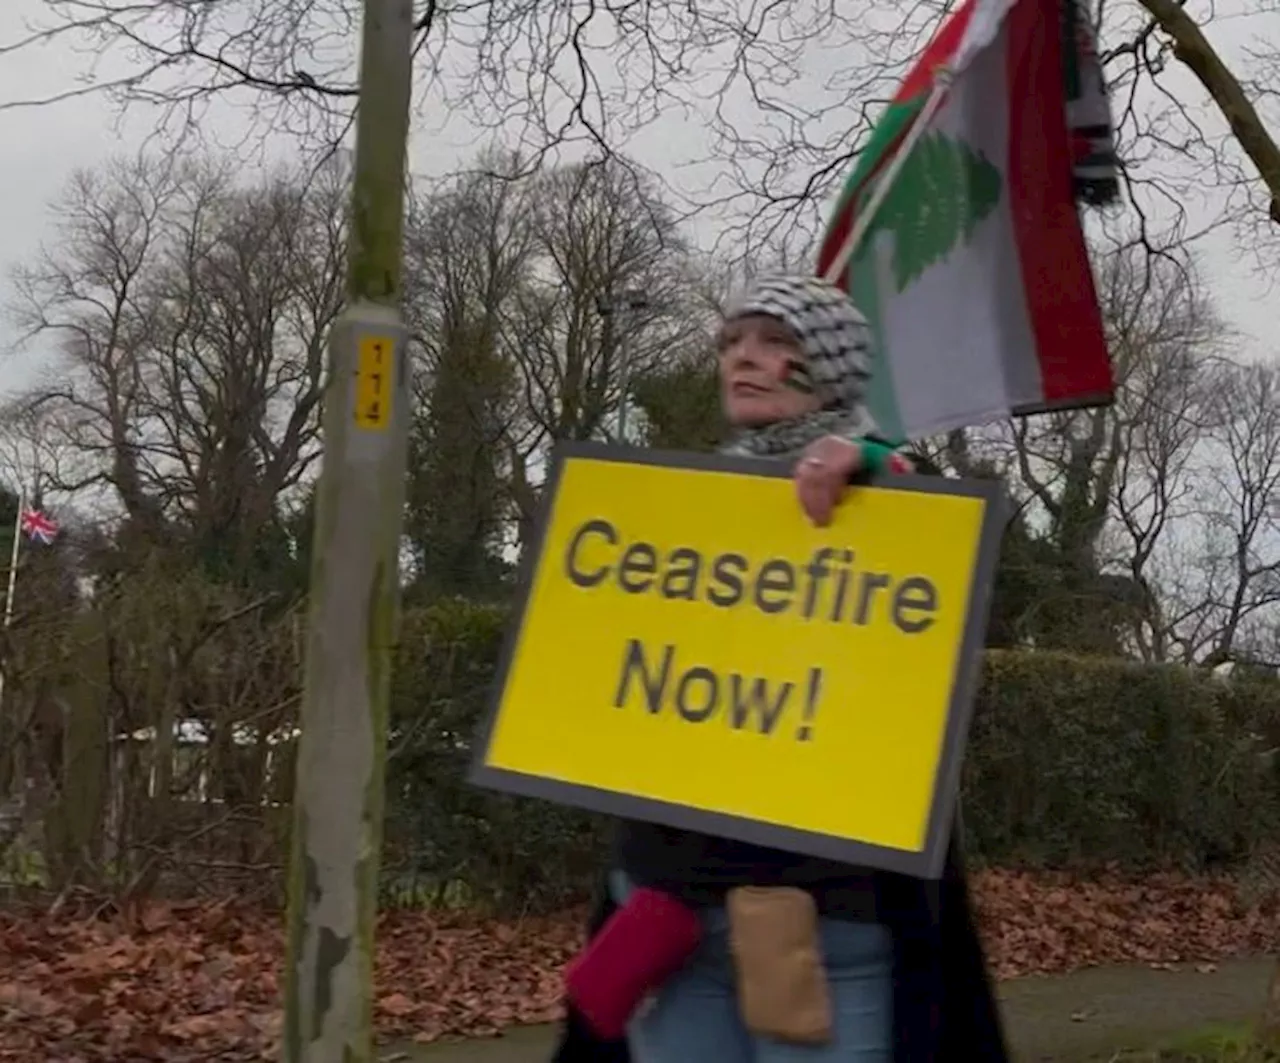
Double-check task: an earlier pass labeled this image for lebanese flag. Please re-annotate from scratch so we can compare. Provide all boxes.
[817,0,1115,443]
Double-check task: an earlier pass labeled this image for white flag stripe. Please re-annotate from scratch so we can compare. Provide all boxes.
[879,26,1042,433]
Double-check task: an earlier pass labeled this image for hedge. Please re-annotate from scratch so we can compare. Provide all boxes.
[962,650,1280,870]
[382,600,1280,914]
[383,601,609,913]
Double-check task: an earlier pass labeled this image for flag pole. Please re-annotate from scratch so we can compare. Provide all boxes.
[821,69,954,286]
[0,490,24,715]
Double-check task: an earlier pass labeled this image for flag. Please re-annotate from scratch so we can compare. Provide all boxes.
[816,0,1117,443]
[21,509,58,546]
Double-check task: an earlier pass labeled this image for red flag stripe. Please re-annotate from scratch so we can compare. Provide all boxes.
[1005,0,1112,403]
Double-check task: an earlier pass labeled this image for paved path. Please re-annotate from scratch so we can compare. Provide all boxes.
[382,957,1272,1062]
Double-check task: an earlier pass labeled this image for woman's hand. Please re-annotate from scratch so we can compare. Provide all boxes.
[794,435,863,527]
[794,437,916,526]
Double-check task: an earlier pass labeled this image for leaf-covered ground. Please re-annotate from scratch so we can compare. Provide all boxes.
[1,871,1277,1062]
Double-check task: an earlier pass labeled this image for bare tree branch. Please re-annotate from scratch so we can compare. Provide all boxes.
[1137,0,1280,224]
[4,148,346,572]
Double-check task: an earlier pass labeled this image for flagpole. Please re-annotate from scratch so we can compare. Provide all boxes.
[821,69,954,285]
[0,490,23,716]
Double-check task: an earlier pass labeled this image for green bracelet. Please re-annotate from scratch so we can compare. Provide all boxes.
[860,439,896,476]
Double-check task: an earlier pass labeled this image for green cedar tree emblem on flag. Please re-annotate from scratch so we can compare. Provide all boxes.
[856,131,1002,292]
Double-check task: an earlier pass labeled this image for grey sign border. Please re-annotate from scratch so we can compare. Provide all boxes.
[467,441,1006,880]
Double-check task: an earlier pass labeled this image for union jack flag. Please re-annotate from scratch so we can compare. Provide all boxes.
[20,509,58,546]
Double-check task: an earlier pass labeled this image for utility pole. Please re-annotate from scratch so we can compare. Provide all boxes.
[595,289,650,444]
[281,0,414,1059]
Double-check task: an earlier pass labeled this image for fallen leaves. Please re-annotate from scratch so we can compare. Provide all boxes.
[974,869,1280,979]
[0,900,581,1061]
[0,897,284,1062]
[0,869,1275,1060]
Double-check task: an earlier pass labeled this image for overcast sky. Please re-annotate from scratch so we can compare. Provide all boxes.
[0,0,1273,400]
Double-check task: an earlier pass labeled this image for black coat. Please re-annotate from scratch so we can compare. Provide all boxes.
[550,828,1009,1063]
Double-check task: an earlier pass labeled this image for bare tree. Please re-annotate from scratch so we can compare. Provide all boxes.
[1010,245,1210,567]
[1101,246,1223,659]
[8,153,181,531]
[1163,359,1280,667]
[142,157,344,572]
[0,0,891,209]
[6,150,345,577]
[400,151,709,572]
[710,0,1280,259]
[400,151,533,595]
[946,240,1223,652]
[0,399,84,515]
[513,161,685,437]
[1135,0,1280,229]
[501,157,703,546]
[12,0,1273,267]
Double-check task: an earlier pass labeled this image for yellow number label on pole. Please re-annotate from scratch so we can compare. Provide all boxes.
[354,335,395,431]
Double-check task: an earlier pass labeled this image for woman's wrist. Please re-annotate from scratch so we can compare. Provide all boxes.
[858,438,896,476]
[814,434,898,476]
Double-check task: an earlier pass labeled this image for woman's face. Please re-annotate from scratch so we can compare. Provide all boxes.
[717,313,822,427]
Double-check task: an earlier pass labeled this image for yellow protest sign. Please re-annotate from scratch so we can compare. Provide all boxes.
[469,443,1003,878]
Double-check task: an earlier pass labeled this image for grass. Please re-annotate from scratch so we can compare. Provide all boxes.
[1091,1023,1280,1062]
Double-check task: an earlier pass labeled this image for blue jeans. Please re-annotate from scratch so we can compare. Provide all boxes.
[610,873,893,1062]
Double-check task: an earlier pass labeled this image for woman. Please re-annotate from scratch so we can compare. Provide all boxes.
[554,275,1007,1063]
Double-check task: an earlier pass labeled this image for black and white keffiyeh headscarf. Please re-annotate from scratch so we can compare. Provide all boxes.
[720,274,879,459]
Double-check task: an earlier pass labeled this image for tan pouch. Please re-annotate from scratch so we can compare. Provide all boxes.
[726,886,832,1045]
